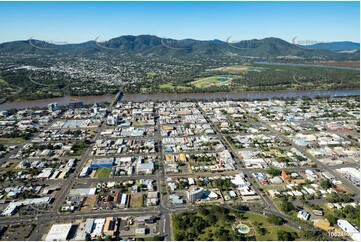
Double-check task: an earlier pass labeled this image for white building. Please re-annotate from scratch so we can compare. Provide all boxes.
[337,219,360,241]
[45,223,72,241]
[297,211,310,221]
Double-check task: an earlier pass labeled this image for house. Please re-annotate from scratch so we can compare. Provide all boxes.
[297,211,310,221]
[281,170,291,180]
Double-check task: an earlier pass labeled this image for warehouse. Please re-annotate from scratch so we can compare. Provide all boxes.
[90,158,114,169]
[45,223,72,241]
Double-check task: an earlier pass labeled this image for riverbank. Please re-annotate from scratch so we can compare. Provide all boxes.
[0,89,359,111]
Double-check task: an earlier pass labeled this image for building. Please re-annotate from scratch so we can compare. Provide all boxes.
[281,170,291,180]
[68,188,97,197]
[48,103,59,112]
[136,162,154,174]
[90,158,114,169]
[91,219,106,239]
[336,167,360,186]
[135,228,146,236]
[79,166,91,178]
[103,217,118,237]
[118,194,128,208]
[2,197,51,216]
[337,219,360,241]
[75,218,94,241]
[187,187,204,202]
[297,211,310,221]
[107,114,119,126]
[170,194,184,205]
[231,173,248,188]
[45,223,72,241]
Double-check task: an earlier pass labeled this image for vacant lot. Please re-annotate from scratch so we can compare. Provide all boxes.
[94,168,112,178]
[80,196,96,212]
[0,137,25,145]
[130,193,144,208]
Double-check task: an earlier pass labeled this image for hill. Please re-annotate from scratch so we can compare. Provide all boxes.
[305,41,360,52]
[0,35,358,60]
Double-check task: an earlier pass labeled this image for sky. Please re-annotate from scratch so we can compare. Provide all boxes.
[0,1,359,44]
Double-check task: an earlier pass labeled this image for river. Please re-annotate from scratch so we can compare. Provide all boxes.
[0,89,359,111]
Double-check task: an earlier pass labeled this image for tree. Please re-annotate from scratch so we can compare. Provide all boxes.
[266,168,281,176]
[320,179,334,189]
[324,214,337,226]
[267,214,284,225]
[280,199,295,213]
[257,226,267,235]
[277,230,296,241]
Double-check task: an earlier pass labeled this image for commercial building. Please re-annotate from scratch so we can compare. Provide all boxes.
[103,217,118,237]
[45,223,72,241]
[136,162,154,174]
[187,187,204,202]
[90,158,114,169]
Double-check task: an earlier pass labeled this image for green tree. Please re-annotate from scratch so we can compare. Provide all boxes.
[267,214,284,225]
[280,199,295,213]
[277,230,296,241]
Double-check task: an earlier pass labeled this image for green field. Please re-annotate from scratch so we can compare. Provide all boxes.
[190,76,233,88]
[95,168,112,178]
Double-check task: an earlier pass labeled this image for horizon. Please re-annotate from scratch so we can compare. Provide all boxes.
[0,1,359,44]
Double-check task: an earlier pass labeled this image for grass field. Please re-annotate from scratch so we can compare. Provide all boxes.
[94,167,112,178]
[146,72,158,77]
[190,75,233,88]
[0,137,25,145]
[130,193,144,208]
[159,83,192,91]
[0,79,9,85]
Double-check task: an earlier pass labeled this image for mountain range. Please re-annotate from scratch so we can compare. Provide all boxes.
[0,35,359,60]
[305,41,360,52]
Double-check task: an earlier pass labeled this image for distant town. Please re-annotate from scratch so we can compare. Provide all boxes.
[0,94,359,241]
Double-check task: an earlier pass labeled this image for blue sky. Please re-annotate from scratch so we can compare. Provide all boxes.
[0,1,359,44]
